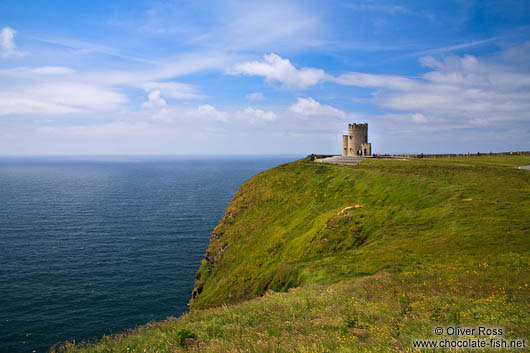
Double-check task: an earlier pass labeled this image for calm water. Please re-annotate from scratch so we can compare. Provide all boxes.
[0,156,299,353]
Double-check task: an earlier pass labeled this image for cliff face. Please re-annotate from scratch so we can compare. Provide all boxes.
[188,155,530,310]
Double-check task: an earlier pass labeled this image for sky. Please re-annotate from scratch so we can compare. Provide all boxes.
[1,0,529,155]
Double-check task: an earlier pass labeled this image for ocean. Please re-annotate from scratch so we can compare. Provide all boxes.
[0,156,299,353]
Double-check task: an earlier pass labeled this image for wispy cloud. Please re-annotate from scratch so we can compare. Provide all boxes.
[140,82,201,100]
[138,1,323,53]
[38,122,156,137]
[1,27,25,58]
[343,2,411,15]
[29,35,157,64]
[0,51,227,117]
[0,82,127,115]
[220,2,320,51]
[83,51,233,86]
[361,48,530,126]
[0,66,75,77]
[0,93,80,115]
[246,92,265,101]
[330,72,417,90]
[419,37,502,55]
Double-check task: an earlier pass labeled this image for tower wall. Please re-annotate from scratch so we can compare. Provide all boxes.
[347,123,368,156]
[342,135,349,156]
[361,143,372,156]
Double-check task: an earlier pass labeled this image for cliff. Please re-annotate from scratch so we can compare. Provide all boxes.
[60,155,530,352]
[188,155,530,311]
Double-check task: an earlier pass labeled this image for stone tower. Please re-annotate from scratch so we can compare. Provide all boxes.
[342,123,372,157]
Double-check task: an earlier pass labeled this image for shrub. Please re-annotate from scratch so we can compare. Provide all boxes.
[175,328,197,348]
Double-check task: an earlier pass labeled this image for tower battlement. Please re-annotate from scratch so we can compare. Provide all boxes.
[348,123,368,129]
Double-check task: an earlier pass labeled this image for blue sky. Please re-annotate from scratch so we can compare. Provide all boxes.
[1,0,529,155]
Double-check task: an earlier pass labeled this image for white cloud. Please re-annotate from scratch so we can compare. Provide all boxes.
[289,97,348,119]
[246,92,265,101]
[137,103,234,124]
[142,90,167,109]
[29,82,127,110]
[139,81,201,100]
[231,53,326,89]
[0,93,80,115]
[193,104,228,122]
[231,53,412,91]
[330,72,417,90]
[0,66,75,77]
[139,2,322,53]
[38,122,153,137]
[372,52,530,126]
[30,35,155,64]
[0,83,128,116]
[382,112,429,124]
[231,49,529,131]
[85,52,232,86]
[1,27,25,58]
[419,37,501,55]
[411,113,427,123]
[231,54,416,91]
[344,2,411,15]
[241,107,277,122]
[221,2,320,51]
[30,66,75,75]
[310,44,530,129]
[0,51,213,117]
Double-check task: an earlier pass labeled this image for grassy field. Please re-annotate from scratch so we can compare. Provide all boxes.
[58,156,530,352]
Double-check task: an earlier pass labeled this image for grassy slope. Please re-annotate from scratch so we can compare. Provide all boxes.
[60,156,530,352]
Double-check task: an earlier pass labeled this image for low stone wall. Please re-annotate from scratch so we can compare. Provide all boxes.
[375,151,530,159]
[314,156,363,165]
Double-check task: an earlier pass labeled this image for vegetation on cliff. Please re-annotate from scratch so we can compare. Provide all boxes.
[59,155,530,352]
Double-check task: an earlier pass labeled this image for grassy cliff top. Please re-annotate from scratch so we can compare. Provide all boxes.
[60,156,530,353]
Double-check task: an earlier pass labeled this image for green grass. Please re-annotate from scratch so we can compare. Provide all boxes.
[58,156,530,352]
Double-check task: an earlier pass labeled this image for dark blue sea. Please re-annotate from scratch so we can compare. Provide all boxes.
[0,155,299,353]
